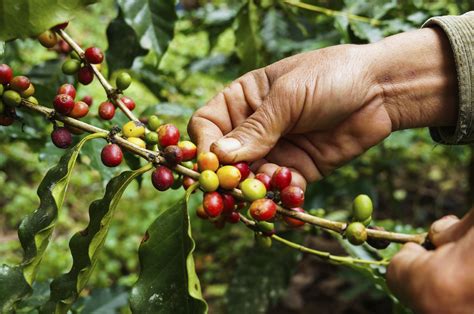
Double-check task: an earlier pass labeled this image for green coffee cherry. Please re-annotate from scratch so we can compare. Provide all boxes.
[62,59,81,75]
[0,84,4,96]
[70,51,82,61]
[352,194,373,222]
[361,215,372,226]
[171,173,183,190]
[26,96,39,105]
[182,161,194,169]
[309,208,325,217]
[199,170,219,192]
[116,72,132,90]
[255,233,272,248]
[240,178,267,201]
[2,90,22,107]
[345,222,367,246]
[145,131,159,144]
[256,221,275,235]
[148,115,162,131]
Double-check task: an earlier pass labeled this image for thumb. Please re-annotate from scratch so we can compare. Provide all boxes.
[429,209,474,247]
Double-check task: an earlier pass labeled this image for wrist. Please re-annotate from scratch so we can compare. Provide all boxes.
[368,27,458,131]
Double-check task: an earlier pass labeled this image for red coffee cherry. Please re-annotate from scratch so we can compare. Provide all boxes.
[151,166,174,191]
[81,95,93,106]
[182,176,196,191]
[0,115,14,126]
[255,173,271,190]
[196,205,209,220]
[225,211,240,224]
[101,144,123,167]
[53,94,75,115]
[163,145,183,166]
[84,47,104,64]
[53,22,69,30]
[120,96,135,111]
[203,192,224,218]
[282,207,305,228]
[77,66,94,85]
[69,101,89,118]
[280,185,304,208]
[158,124,180,147]
[57,83,76,99]
[98,101,115,120]
[0,64,13,84]
[233,162,250,181]
[178,141,197,161]
[58,40,71,54]
[249,199,277,221]
[271,167,292,191]
[221,193,236,214]
[51,127,72,149]
[10,76,31,92]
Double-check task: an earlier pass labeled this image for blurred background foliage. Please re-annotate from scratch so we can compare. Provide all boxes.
[1,0,473,313]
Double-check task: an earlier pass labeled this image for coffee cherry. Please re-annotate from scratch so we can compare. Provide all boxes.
[53,22,69,30]
[196,205,209,220]
[10,76,30,92]
[199,170,219,192]
[241,178,267,201]
[70,51,81,61]
[178,141,197,161]
[84,47,104,64]
[0,64,13,84]
[51,127,72,149]
[366,226,390,249]
[345,222,367,246]
[145,132,159,144]
[197,152,219,172]
[62,59,81,75]
[98,101,115,120]
[101,144,123,167]
[57,83,76,99]
[182,176,196,190]
[256,221,276,236]
[0,84,3,96]
[233,162,250,181]
[171,173,183,190]
[249,199,276,221]
[53,94,74,115]
[283,207,305,228]
[58,40,71,54]
[37,30,57,48]
[81,95,93,107]
[116,72,132,90]
[255,173,271,190]
[163,145,183,166]
[225,211,240,224]
[77,66,94,85]
[158,124,180,147]
[255,233,272,248]
[181,161,194,169]
[271,167,292,191]
[221,193,236,214]
[148,115,162,131]
[69,101,89,118]
[280,186,304,208]
[127,137,146,149]
[120,96,135,111]
[203,192,224,217]
[0,114,14,126]
[20,83,35,98]
[217,165,241,190]
[352,194,373,222]
[2,90,22,107]
[122,121,145,138]
[151,166,174,191]
[361,216,372,226]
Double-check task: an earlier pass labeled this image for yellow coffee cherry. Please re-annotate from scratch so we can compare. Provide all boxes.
[127,137,146,149]
[122,121,145,138]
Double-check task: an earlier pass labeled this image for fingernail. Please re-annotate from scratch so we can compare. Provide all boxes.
[432,216,458,234]
[214,138,241,153]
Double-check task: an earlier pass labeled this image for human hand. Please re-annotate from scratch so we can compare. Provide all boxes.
[387,209,474,313]
[188,27,457,187]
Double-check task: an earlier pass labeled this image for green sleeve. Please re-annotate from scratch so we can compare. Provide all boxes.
[422,11,473,144]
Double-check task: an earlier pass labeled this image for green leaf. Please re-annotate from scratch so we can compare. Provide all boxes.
[43,163,153,313]
[0,0,97,41]
[0,133,106,312]
[130,189,208,313]
[117,0,178,64]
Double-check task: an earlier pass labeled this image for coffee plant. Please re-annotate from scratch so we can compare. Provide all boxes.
[0,0,472,313]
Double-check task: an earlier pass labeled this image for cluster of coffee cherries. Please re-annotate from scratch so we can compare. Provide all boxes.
[37,23,71,55]
[98,72,134,121]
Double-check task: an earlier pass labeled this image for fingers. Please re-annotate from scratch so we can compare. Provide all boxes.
[429,209,474,247]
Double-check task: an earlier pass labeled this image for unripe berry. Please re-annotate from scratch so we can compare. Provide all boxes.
[2,90,22,107]
[351,194,373,222]
[197,152,219,172]
[366,226,390,249]
[233,162,250,181]
[249,199,276,221]
[127,137,146,149]
[217,165,241,190]
[20,83,35,98]
[0,64,13,84]
[280,186,304,208]
[101,144,123,167]
[51,127,72,149]
[182,176,197,191]
[148,115,162,131]
[69,101,89,118]
[255,173,271,190]
[221,193,236,214]
[203,192,224,218]
[196,205,209,220]
[84,47,104,64]
[77,66,94,85]
[151,166,174,191]
[37,30,58,48]
[53,94,74,115]
[158,124,180,147]
[361,216,372,227]
[255,233,272,248]
[282,207,305,228]
[240,178,267,201]
[163,145,183,166]
[178,141,197,161]
[57,83,76,99]
[116,72,132,90]
[256,221,275,236]
[271,167,292,191]
[62,59,81,75]
[120,96,135,111]
[182,161,194,169]
[199,170,219,192]
[225,211,240,224]
[171,173,183,190]
[10,76,30,92]
[98,101,115,120]
[145,132,159,144]
[345,222,367,246]
[0,84,3,96]
[122,121,145,138]
[81,95,93,107]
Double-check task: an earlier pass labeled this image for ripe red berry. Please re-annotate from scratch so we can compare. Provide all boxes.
[84,47,104,64]
[158,124,180,147]
[221,193,236,214]
[98,101,115,120]
[101,144,123,167]
[77,66,94,85]
[271,167,292,191]
[51,127,72,149]
[225,211,240,224]
[0,64,13,84]
[255,173,271,190]
[249,199,277,221]
[163,145,183,166]
[81,95,93,106]
[203,192,224,218]
[58,40,71,54]
[57,83,76,98]
[178,141,197,161]
[0,115,14,126]
[233,162,250,181]
[53,94,75,115]
[10,76,31,92]
[120,96,135,111]
[280,186,304,208]
[283,207,305,228]
[53,22,69,30]
[151,166,174,191]
[69,101,89,118]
